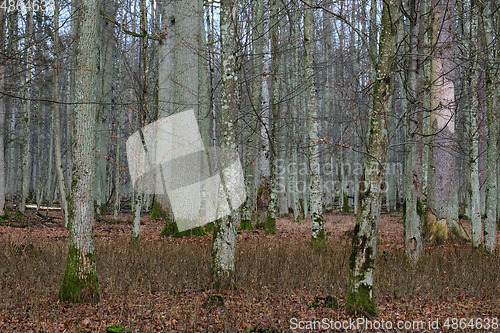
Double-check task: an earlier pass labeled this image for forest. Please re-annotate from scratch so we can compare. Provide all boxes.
[0,0,499,331]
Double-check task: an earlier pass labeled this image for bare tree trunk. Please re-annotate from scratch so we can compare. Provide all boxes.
[468,0,482,247]
[404,0,423,262]
[482,0,498,252]
[19,12,34,215]
[53,0,69,227]
[113,32,123,220]
[288,3,301,222]
[304,1,324,245]
[0,10,6,217]
[65,0,80,193]
[59,0,100,302]
[255,0,271,229]
[347,0,399,316]
[265,0,280,235]
[154,0,176,222]
[210,0,239,289]
[130,0,148,242]
[426,0,467,241]
[95,0,116,214]
[5,11,18,210]
[239,0,262,231]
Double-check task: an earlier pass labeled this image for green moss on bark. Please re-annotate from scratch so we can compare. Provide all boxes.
[204,222,216,231]
[158,219,207,237]
[311,228,326,248]
[264,214,276,234]
[15,210,25,220]
[101,204,108,213]
[59,246,99,303]
[342,192,350,213]
[238,219,254,230]
[346,279,378,317]
[149,199,167,220]
[210,270,235,290]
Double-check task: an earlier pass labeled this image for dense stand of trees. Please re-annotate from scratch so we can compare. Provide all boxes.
[0,0,498,314]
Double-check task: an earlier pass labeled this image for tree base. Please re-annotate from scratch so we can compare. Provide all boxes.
[311,229,326,248]
[346,282,378,317]
[264,215,276,234]
[59,246,99,303]
[159,219,207,237]
[149,199,167,220]
[238,219,253,230]
[424,210,470,243]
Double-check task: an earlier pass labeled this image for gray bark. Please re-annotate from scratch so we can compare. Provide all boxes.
[404,0,423,262]
[482,0,498,252]
[0,10,6,216]
[19,12,34,214]
[53,0,69,227]
[469,0,481,247]
[210,0,239,289]
[347,0,399,316]
[59,0,100,302]
[304,2,324,245]
[265,0,280,235]
[427,0,467,241]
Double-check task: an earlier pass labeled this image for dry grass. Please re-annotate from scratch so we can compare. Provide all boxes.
[0,233,499,331]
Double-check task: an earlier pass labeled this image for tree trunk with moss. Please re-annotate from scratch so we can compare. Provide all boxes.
[346,0,399,316]
[303,2,324,246]
[483,0,498,252]
[210,0,239,289]
[426,0,468,242]
[59,0,100,302]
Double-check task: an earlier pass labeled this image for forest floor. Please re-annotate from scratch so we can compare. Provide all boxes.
[0,209,499,332]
